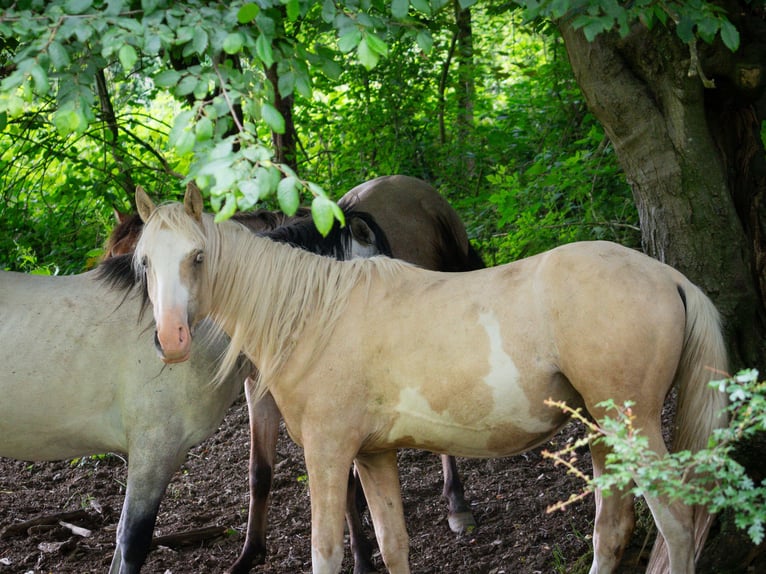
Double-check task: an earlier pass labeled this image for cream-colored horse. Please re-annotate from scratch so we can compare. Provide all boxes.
[132,184,728,574]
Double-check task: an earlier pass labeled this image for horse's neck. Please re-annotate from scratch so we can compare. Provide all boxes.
[207,225,363,387]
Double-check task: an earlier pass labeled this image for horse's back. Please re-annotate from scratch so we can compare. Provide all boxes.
[339,175,479,271]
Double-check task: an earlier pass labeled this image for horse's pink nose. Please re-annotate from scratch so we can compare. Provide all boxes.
[155,318,192,363]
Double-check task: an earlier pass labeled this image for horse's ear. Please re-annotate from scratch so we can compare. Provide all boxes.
[113,208,129,223]
[184,181,204,221]
[349,216,376,247]
[135,186,156,222]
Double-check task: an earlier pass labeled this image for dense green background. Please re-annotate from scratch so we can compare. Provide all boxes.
[0,4,637,274]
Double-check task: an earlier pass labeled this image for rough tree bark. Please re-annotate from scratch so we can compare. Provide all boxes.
[558,2,766,570]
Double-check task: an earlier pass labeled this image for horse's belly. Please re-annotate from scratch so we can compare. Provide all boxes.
[385,385,566,458]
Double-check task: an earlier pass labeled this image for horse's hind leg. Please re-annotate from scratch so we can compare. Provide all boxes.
[355,451,411,574]
[639,432,695,574]
[440,455,476,533]
[345,468,378,574]
[588,440,635,574]
[228,387,282,574]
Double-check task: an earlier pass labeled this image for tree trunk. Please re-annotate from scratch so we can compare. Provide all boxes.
[454,0,476,178]
[558,5,766,570]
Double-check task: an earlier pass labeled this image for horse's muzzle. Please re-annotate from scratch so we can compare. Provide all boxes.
[153,329,191,364]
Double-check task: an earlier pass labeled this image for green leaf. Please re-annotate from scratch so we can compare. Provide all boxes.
[261,102,285,133]
[223,32,244,55]
[214,193,238,222]
[154,69,181,88]
[278,71,295,97]
[28,64,49,96]
[48,41,71,69]
[357,37,379,70]
[311,196,336,236]
[338,28,362,53]
[409,0,431,16]
[195,116,214,141]
[278,176,300,215]
[391,0,409,19]
[175,74,199,96]
[192,27,209,55]
[720,20,740,52]
[321,0,335,23]
[237,3,260,24]
[255,34,274,68]
[286,0,300,22]
[64,0,93,15]
[238,179,261,209]
[416,30,433,54]
[676,15,695,44]
[118,44,137,72]
[364,32,388,57]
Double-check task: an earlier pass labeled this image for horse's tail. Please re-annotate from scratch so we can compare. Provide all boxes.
[646,280,729,573]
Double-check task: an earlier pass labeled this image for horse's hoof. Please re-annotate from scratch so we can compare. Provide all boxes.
[448,510,477,534]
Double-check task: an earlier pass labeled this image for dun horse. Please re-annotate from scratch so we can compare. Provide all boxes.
[102,175,482,573]
[0,269,248,574]
[132,184,728,574]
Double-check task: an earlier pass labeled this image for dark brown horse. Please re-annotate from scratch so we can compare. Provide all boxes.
[104,176,483,573]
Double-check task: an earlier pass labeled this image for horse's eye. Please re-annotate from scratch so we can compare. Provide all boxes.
[141,255,147,268]
[194,251,204,264]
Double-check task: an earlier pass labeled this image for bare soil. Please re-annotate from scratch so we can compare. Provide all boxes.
[0,395,651,574]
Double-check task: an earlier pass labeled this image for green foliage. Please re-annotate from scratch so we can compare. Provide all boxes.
[3,0,736,273]
[543,370,766,545]
[520,0,740,51]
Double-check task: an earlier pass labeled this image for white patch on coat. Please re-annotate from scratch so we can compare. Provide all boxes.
[479,312,551,433]
[387,312,551,454]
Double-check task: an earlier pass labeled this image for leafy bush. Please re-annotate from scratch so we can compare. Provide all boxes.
[543,370,766,545]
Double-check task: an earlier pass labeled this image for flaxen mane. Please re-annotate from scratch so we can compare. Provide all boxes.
[135,203,407,397]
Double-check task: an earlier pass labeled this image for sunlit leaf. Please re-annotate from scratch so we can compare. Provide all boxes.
[311,195,336,236]
[237,3,260,24]
[214,193,238,222]
[118,45,137,72]
[223,32,244,55]
[364,32,388,57]
[48,41,71,69]
[338,28,362,53]
[278,176,300,215]
[262,102,285,133]
[154,69,181,88]
[286,0,300,22]
[357,38,379,70]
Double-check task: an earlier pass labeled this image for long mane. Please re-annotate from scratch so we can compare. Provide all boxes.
[135,202,407,397]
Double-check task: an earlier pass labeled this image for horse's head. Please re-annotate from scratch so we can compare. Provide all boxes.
[134,184,210,364]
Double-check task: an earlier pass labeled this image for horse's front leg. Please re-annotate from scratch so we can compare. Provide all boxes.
[228,383,282,574]
[354,450,410,574]
[440,454,476,533]
[110,451,181,574]
[305,446,356,574]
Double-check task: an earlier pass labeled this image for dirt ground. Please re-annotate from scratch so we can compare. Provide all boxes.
[0,394,652,574]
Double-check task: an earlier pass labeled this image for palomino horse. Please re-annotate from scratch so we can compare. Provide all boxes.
[0,268,249,574]
[103,176,482,573]
[132,184,728,574]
